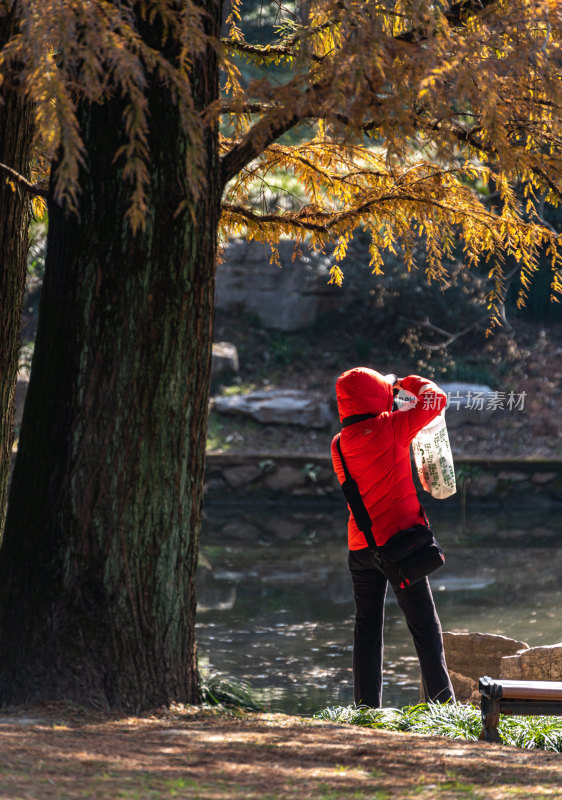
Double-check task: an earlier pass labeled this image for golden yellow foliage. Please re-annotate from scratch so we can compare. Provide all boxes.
[0,0,208,230]
[1,0,560,320]
[219,0,562,324]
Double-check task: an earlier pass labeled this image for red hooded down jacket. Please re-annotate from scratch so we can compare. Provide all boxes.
[331,367,447,550]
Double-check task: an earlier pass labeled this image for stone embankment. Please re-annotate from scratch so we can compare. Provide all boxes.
[205,452,562,513]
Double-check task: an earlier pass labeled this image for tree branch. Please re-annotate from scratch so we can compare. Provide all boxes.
[220,101,273,115]
[221,201,334,232]
[0,162,48,198]
[222,37,324,63]
[401,261,526,346]
[219,79,384,189]
[222,191,494,233]
[397,0,499,43]
[220,109,306,190]
[400,313,490,350]
[221,12,341,64]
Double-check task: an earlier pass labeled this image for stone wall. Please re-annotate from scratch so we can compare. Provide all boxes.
[205,453,562,511]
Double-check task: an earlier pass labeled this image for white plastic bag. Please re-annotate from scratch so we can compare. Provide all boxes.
[411,411,457,499]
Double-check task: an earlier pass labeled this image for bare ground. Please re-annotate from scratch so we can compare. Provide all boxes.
[1,704,560,800]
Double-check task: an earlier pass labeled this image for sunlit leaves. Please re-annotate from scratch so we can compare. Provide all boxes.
[218,0,562,328]
[221,137,559,332]
[31,194,47,220]
[0,0,209,232]
[1,0,560,319]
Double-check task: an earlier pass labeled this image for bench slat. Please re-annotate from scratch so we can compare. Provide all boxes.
[499,680,562,700]
[480,677,562,700]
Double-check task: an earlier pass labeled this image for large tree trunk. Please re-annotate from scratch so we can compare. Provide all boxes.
[0,2,222,710]
[0,10,34,539]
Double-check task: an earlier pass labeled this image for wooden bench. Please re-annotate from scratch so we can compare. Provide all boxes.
[479,676,562,743]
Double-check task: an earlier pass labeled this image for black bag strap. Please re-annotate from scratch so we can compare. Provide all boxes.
[341,413,377,428]
[335,433,352,483]
[335,434,378,551]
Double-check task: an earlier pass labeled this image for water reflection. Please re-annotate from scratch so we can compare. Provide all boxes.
[197,506,562,715]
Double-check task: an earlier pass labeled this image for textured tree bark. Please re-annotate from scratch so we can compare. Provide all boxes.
[0,1,222,710]
[0,10,34,539]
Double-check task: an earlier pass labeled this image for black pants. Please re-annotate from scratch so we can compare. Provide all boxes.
[348,547,455,708]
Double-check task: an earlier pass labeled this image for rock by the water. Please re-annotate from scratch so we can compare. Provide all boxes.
[501,642,562,681]
[442,632,529,681]
[222,464,262,489]
[438,632,529,703]
[197,586,237,612]
[262,465,308,492]
[448,670,481,705]
[468,473,499,498]
[221,521,262,541]
[262,518,304,541]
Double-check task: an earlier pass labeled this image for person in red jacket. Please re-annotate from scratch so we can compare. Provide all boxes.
[331,366,454,708]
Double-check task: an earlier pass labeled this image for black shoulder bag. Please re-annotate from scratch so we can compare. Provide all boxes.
[335,434,445,590]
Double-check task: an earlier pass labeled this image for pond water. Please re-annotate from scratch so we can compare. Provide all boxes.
[197,505,561,716]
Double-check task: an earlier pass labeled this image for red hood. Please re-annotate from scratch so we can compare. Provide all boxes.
[335,367,394,422]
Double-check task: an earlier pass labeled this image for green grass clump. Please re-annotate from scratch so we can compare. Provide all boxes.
[316,703,562,752]
[499,713,562,751]
[199,672,264,712]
